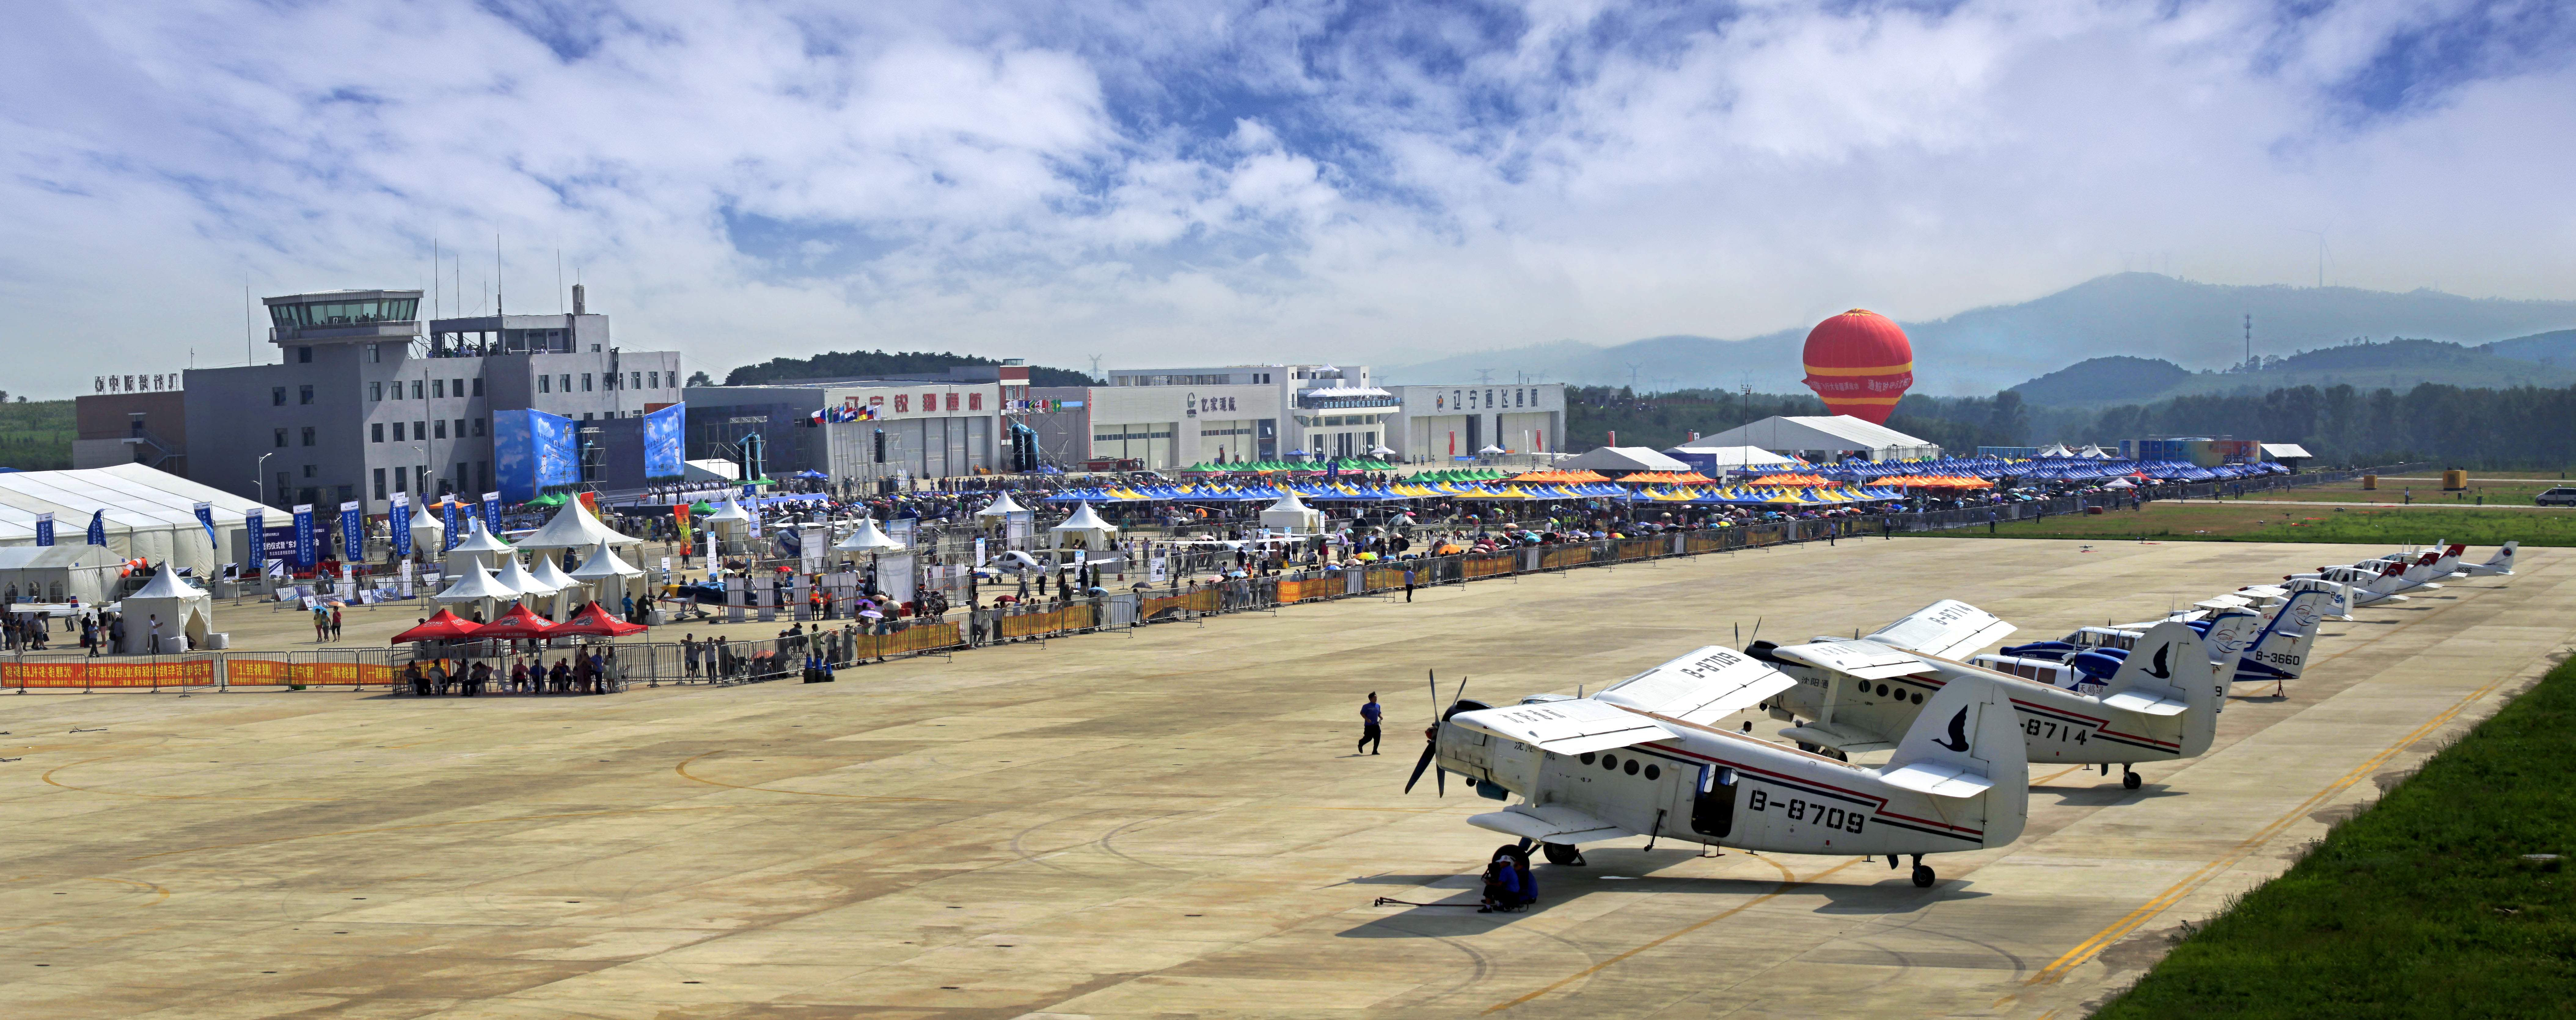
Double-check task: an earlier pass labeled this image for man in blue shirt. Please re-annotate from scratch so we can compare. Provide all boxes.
[1358,693,1383,755]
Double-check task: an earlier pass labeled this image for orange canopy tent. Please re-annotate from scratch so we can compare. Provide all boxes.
[389,609,481,643]
[469,601,558,640]
[555,601,648,637]
[1616,471,1713,485]
[1877,475,1993,489]
[1506,469,1613,484]
[1747,473,1832,487]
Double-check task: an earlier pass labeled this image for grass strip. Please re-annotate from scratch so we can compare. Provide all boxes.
[2091,655,2576,1019]
[1941,503,2576,546]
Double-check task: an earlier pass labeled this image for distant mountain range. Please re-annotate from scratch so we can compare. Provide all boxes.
[2008,335,2576,406]
[1379,273,2576,397]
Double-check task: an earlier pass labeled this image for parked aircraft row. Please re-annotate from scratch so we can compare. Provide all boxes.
[1400,542,2522,890]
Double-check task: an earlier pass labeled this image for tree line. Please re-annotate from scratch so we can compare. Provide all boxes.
[1565,382,2576,469]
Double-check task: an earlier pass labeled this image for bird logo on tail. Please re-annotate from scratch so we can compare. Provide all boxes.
[1933,708,1972,752]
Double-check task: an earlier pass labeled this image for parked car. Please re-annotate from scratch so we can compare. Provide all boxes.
[2536,486,2576,507]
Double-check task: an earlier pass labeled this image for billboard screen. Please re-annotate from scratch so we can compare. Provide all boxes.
[645,402,686,480]
[493,409,579,503]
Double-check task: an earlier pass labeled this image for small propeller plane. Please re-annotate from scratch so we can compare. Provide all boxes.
[2282,559,2413,606]
[2457,541,2519,577]
[1983,590,2330,697]
[1763,613,2222,790]
[1404,647,2030,889]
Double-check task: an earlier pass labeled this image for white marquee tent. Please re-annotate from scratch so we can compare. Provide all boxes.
[1688,416,1940,463]
[0,464,288,576]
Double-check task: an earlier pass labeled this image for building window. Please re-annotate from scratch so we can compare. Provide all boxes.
[272,387,286,406]
[413,420,425,439]
[368,345,381,364]
[583,412,594,421]
[274,428,288,448]
[472,417,485,437]
[538,374,551,393]
[371,423,384,443]
[373,468,386,500]
[453,418,465,438]
[411,380,423,399]
[297,346,312,363]
[370,381,383,401]
[631,371,642,389]
[470,377,483,396]
[276,471,291,496]
[432,378,445,399]
[478,461,490,489]
[451,378,463,397]
[581,373,593,392]
[561,374,572,393]
[392,469,405,493]
[649,371,660,389]
[301,426,316,446]
[302,464,317,478]
[393,422,405,441]
[968,392,982,410]
[434,420,448,439]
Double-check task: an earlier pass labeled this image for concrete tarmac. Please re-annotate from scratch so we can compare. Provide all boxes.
[0,537,2566,1019]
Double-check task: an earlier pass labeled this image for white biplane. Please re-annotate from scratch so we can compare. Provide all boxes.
[1405,646,2030,889]
[1752,609,2223,790]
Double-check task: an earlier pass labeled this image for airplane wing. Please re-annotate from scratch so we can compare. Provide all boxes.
[1864,599,2018,659]
[1467,803,1631,844]
[1771,640,1936,680]
[1447,699,1676,756]
[1880,761,1996,798]
[1592,646,1796,726]
[1779,720,1897,754]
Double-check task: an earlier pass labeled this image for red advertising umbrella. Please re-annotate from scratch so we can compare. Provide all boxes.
[554,601,647,637]
[470,601,559,640]
[389,609,481,644]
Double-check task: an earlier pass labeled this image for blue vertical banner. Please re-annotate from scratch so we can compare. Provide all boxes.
[194,501,219,549]
[644,402,687,479]
[86,510,106,546]
[441,498,461,549]
[389,493,412,558]
[244,510,264,571]
[34,512,53,547]
[340,501,363,564]
[292,504,316,568]
[481,491,500,535]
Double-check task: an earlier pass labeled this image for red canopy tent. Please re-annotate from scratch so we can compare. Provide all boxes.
[469,601,558,640]
[554,601,647,637]
[389,609,481,644]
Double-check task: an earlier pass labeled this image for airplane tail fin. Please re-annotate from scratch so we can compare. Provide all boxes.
[2471,541,2518,575]
[1879,670,2028,846]
[2236,589,2330,683]
[2284,578,2354,620]
[2198,609,2262,668]
[2095,622,2221,758]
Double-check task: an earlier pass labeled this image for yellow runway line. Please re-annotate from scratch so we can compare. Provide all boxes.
[2020,663,2519,989]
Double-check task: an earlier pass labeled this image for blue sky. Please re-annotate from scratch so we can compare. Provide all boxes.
[3,0,2571,395]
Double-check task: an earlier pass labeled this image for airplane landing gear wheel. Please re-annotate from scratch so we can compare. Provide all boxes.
[1911,864,1936,888]
[2123,769,2142,790]
[1542,842,1586,866]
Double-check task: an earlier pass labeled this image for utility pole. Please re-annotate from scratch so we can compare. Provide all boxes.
[2245,314,2253,370]
[1625,362,1641,394]
[1088,354,1104,381]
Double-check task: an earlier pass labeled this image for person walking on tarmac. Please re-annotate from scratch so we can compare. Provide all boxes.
[1358,693,1383,755]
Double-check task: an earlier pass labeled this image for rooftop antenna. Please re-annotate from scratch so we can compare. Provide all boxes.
[495,233,504,318]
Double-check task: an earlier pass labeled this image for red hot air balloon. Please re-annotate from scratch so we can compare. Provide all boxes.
[1801,309,1913,424]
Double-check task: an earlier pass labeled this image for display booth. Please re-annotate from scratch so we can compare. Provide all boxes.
[119,568,215,654]
[1049,503,1121,555]
[515,498,646,555]
[567,538,645,614]
[1260,490,1323,534]
[406,499,446,558]
[529,555,581,618]
[444,519,515,577]
[492,555,562,621]
[701,499,756,556]
[432,564,517,623]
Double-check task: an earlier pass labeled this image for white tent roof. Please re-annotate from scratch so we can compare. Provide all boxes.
[514,500,642,550]
[1661,444,1799,468]
[130,568,207,600]
[0,464,288,566]
[702,498,755,524]
[1478,444,1507,454]
[528,553,579,590]
[1264,490,1310,514]
[1555,446,1692,473]
[407,499,445,534]
[433,565,517,603]
[1691,416,1937,457]
[834,517,903,551]
[1369,444,1396,457]
[2260,443,2314,460]
[2078,444,2114,459]
[446,519,515,554]
[568,539,644,580]
[2036,443,2075,457]
[976,492,1029,516]
[492,554,557,595]
[1052,503,1118,532]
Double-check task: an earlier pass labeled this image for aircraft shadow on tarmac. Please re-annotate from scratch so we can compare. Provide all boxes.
[1337,850,1987,937]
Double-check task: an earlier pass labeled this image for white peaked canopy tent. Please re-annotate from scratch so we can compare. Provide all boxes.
[492,555,559,619]
[1050,502,1119,552]
[976,492,1029,517]
[515,499,643,552]
[700,497,756,555]
[1260,490,1322,533]
[443,519,516,577]
[433,564,516,621]
[1661,445,1801,474]
[1554,446,1692,474]
[120,568,214,653]
[835,517,903,552]
[568,538,645,611]
[406,499,446,554]
[1369,444,1397,458]
[2036,443,2075,458]
[529,554,581,616]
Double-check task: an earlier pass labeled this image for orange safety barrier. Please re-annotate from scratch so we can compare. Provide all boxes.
[292,661,398,686]
[1,659,216,689]
[1363,567,1411,592]
[224,658,294,686]
[1541,546,1593,571]
[999,603,1099,638]
[1276,579,1336,604]
[1616,539,1659,560]
[857,622,963,656]
[1142,588,1221,619]
[1462,554,1517,580]
[1686,533,1733,553]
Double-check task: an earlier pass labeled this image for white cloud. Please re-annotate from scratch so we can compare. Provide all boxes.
[1,0,2571,396]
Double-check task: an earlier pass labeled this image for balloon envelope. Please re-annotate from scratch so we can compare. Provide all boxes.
[1801,309,1913,424]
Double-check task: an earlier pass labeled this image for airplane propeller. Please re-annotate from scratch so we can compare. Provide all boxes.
[1402,670,1466,796]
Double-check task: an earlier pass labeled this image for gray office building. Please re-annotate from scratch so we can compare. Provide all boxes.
[183,286,683,514]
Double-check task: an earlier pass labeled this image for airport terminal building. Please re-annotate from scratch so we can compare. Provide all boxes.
[1029,366,1566,469]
